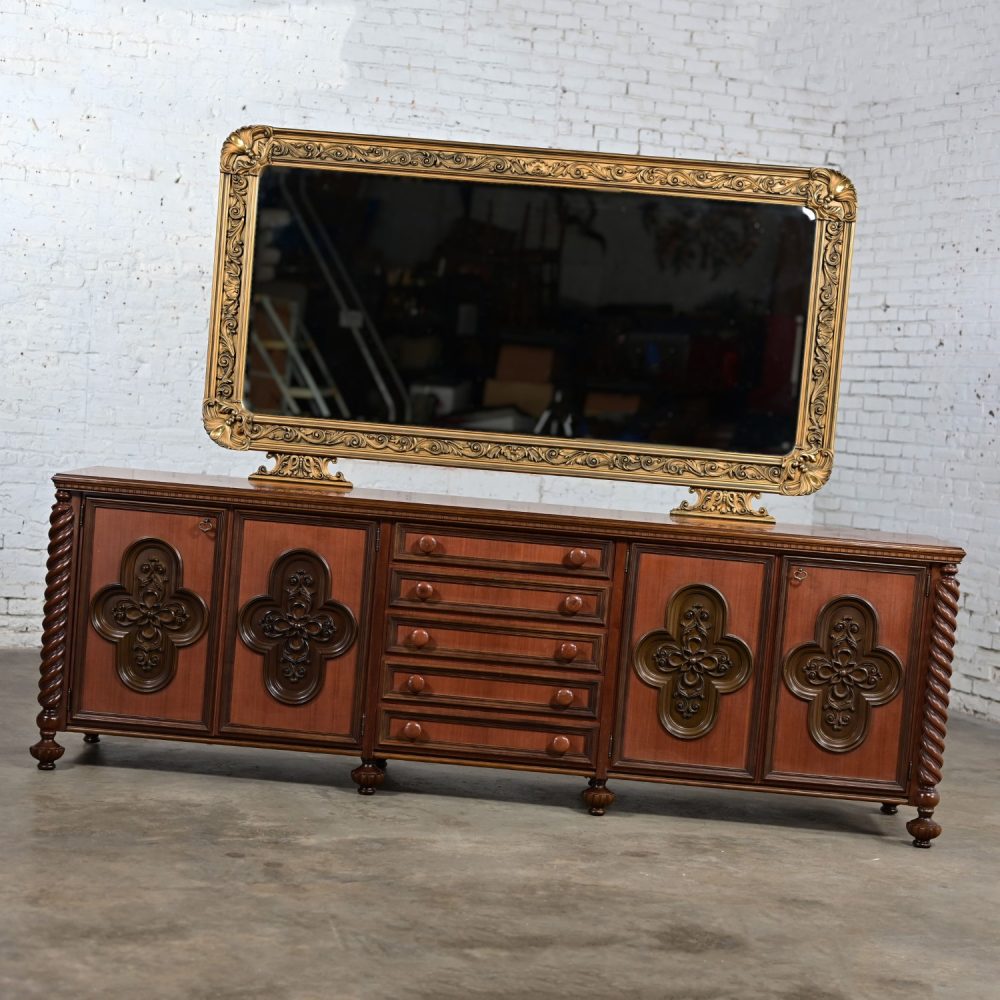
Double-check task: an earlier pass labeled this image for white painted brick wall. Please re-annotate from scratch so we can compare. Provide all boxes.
[3,1,996,724]
[803,1,1000,721]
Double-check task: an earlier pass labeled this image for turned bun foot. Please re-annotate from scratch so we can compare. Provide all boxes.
[83,733,101,744]
[906,788,942,848]
[30,736,64,771]
[351,759,386,796]
[582,778,615,816]
[907,815,942,848]
[880,802,898,815]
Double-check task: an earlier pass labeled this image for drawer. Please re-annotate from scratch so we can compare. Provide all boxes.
[386,616,605,673]
[377,709,596,767]
[382,661,599,718]
[389,568,609,625]
[393,524,611,578]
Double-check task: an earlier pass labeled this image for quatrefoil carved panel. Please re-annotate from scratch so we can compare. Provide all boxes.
[783,596,903,753]
[91,539,208,694]
[238,549,358,706]
[633,584,753,740]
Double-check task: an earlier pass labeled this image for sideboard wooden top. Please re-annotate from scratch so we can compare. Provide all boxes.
[53,468,965,565]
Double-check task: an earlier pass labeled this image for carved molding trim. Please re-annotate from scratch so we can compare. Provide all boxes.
[238,549,358,706]
[91,539,208,694]
[205,127,854,494]
[634,584,753,739]
[219,127,857,226]
[783,596,903,753]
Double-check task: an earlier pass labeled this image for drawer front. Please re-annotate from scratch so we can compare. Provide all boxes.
[390,568,608,625]
[394,524,611,578]
[73,502,221,731]
[377,709,596,766]
[382,661,599,718]
[765,561,922,791]
[387,616,604,672]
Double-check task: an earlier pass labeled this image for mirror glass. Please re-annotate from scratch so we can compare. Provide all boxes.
[245,165,816,456]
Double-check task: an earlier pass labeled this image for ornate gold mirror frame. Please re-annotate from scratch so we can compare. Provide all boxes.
[203,126,855,522]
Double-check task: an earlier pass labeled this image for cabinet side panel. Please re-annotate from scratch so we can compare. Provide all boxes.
[618,551,768,774]
[225,518,370,741]
[768,565,918,784]
[77,505,217,726]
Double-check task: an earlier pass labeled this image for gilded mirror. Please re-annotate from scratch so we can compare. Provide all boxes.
[204,126,855,522]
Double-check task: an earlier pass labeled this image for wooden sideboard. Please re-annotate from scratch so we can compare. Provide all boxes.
[31,468,964,847]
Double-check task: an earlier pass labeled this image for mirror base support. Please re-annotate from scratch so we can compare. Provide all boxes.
[248,452,353,491]
[671,488,775,525]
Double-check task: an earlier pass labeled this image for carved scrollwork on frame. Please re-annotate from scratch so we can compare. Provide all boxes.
[633,584,753,739]
[91,539,208,694]
[783,596,903,753]
[238,549,358,706]
[205,127,855,496]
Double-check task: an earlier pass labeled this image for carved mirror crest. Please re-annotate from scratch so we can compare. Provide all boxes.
[91,539,208,694]
[633,583,753,739]
[783,596,903,753]
[238,549,358,706]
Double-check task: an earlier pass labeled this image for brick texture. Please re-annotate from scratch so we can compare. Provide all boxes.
[1,2,996,721]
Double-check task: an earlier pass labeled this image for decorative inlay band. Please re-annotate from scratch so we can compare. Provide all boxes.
[633,584,753,739]
[238,549,358,706]
[91,539,208,694]
[783,596,902,753]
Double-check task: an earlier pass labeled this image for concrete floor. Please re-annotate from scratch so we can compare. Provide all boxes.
[1,649,998,1000]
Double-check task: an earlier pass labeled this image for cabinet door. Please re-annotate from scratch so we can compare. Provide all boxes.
[73,503,220,731]
[765,561,923,792]
[612,547,773,780]
[221,516,375,747]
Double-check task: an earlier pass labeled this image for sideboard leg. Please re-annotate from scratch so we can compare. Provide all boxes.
[351,758,386,795]
[83,733,101,744]
[374,758,388,771]
[906,788,942,848]
[880,802,898,815]
[29,489,75,772]
[905,564,959,849]
[581,778,615,816]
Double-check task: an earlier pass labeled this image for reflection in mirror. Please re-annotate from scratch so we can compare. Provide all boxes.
[245,165,816,457]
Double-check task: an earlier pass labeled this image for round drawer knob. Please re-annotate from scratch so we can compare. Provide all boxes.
[548,735,571,755]
[402,721,423,741]
[565,548,588,567]
[417,535,438,554]
[560,594,584,615]
[552,688,575,708]
[556,641,579,662]
[405,674,426,694]
[407,628,431,648]
[414,581,435,601]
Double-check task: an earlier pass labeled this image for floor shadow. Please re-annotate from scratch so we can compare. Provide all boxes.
[64,736,900,838]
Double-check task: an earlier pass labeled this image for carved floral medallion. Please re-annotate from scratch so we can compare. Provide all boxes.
[633,584,753,739]
[91,539,208,693]
[783,596,903,753]
[238,549,358,706]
